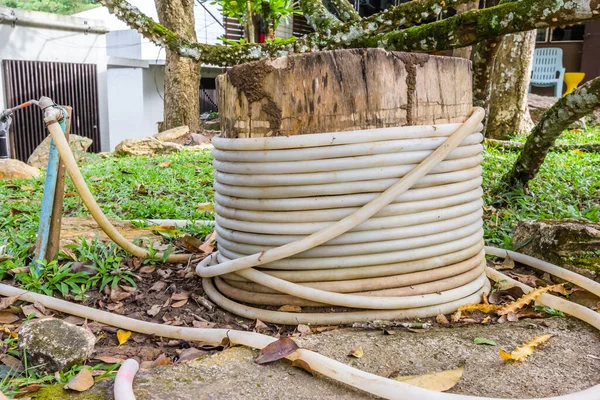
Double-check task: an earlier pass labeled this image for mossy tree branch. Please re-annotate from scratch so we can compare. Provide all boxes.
[298,0,342,31]
[500,77,600,188]
[357,0,600,52]
[100,0,600,66]
[326,0,360,23]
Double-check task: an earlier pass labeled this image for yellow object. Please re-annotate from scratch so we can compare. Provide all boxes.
[563,72,585,96]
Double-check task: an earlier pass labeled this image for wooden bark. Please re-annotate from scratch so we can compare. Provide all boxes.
[155,0,201,132]
[217,49,473,138]
[486,30,536,139]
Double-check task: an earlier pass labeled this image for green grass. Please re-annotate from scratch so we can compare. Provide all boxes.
[1,129,599,282]
[483,126,600,248]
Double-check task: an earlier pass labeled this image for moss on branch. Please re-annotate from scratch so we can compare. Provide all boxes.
[298,0,342,31]
[357,0,600,52]
[100,0,600,66]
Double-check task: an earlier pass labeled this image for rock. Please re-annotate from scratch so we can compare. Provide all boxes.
[19,318,95,372]
[28,134,93,168]
[513,219,600,280]
[0,159,40,180]
[528,94,558,123]
[528,93,600,126]
[114,138,182,157]
[153,126,190,144]
[202,120,221,131]
[190,132,212,146]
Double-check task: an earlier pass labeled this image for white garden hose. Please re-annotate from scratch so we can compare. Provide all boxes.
[28,108,600,399]
[194,108,490,324]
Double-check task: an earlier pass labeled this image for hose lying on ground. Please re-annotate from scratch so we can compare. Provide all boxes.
[16,108,598,400]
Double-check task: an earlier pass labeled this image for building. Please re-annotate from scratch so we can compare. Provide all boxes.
[0,6,110,159]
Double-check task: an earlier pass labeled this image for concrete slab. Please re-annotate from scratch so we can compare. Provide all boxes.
[33,317,600,399]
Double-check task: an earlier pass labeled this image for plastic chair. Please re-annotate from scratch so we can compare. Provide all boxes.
[530,48,565,97]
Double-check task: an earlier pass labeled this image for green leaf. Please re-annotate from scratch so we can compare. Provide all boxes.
[474,337,497,346]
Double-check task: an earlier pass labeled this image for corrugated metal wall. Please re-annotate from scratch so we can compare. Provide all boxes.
[2,60,100,162]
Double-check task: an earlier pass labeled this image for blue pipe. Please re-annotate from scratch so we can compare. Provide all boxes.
[35,106,67,272]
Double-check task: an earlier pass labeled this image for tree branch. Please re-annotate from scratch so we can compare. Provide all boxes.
[485,139,600,153]
[500,76,600,188]
[100,0,600,66]
[326,0,360,23]
[357,0,600,52]
[298,0,342,31]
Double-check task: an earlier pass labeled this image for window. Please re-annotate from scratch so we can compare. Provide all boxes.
[551,23,585,42]
[536,28,549,43]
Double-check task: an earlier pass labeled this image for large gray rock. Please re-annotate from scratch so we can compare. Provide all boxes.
[19,318,96,372]
[28,134,92,168]
[114,138,182,157]
[153,126,190,144]
[528,93,600,125]
[0,159,40,180]
[513,219,600,280]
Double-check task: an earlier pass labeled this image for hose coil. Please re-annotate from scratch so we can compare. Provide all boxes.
[198,111,491,324]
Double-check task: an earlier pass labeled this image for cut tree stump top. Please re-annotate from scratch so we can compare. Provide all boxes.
[217,48,473,138]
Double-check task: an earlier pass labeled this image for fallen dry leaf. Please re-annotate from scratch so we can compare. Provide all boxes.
[147,304,161,317]
[177,348,208,363]
[171,299,188,308]
[497,285,564,316]
[457,303,499,313]
[94,356,125,364]
[0,327,18,339]
[393,367,464,392]
[199,231,217,253]
[436,314,450,327]
[151,354,173,368]
[0,312,19,324]
[20,185,35,191]
[254,319,268,332]
[197,203,215,212]
[171,292,190,301]
[500,334,553,361]
[17,383,42,395]
[498,256,515,270]
[297,324,311,335]
[488,287,525,305]
[21,304,45,319]
[291,359,313,375]
[0,354,23,372]
[158,161,171,168]
[0,295,20,311]
[150,281,167,292]
[277,305,302,313]
[64,368,94,392]
[255,337,299,364]
[117,329,131,345]
[349,345,364,358]
[139,266,156,274]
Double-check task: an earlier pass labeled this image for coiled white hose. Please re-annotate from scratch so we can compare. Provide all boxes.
[24,110,600,400]
[196,109,490,324]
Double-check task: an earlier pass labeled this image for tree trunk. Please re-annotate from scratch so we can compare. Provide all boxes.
[451,0,479,59]
[155,0,201,132]
[500,76,600,188]
[217,49,473,138]
[485,30,536,139]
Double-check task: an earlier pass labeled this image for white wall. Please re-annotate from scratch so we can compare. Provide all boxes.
[142,65,165,136]
[107,67,145,149]
[0,7,110,151]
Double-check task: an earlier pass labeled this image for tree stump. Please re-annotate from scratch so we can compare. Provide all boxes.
[217,48,473,138]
